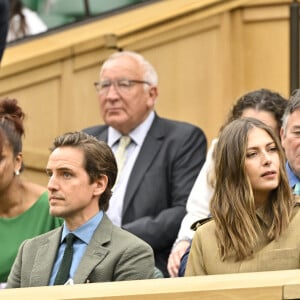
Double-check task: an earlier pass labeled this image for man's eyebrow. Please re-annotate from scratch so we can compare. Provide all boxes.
[45,167,73,172]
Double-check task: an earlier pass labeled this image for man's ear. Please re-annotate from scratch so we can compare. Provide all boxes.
[94,175,108,196]
[149,86,158,100]
[147,86,158,107]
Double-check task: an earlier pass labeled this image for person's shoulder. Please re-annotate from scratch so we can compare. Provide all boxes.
[23,227,61,247]
[157,115,201,129]
[111,223,152,251]
[295,196,300,205]
[22,7,37,17]
[292,196,300,216]
[191,217,216,239]
[154,115,205,138]
[190,216,214,232]
[82,124,107,136]
[21,7,47,32]
[112,223,144,241]
[190,217,215,247]
[287,197,300,229]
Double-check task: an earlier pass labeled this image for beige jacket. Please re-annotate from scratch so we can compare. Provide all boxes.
[185,203,300,276]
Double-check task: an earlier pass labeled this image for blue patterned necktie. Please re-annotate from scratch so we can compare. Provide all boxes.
[294,182,300,195]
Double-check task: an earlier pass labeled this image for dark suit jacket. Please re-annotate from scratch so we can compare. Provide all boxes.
[6,214,154,288]
[0,0,9,63]
[83,114,207,276]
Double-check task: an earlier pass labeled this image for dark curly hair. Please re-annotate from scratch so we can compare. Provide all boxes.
[0,98,25,156]
[224,89,287,132]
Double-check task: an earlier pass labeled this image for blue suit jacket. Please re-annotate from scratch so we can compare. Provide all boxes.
[83,114,207,276]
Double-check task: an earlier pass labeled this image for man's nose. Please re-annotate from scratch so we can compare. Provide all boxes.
[47,174,58,190]
[106,82,120,98]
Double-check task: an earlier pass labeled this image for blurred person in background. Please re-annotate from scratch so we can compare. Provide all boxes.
[7,0,47,42]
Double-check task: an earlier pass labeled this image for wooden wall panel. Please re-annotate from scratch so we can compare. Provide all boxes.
[144,17,231,142]
[69,65,103,132]
[241,4,289,98]
[0,77,62,185]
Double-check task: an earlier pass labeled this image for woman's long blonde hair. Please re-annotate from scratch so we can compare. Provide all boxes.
[210,118,294,261]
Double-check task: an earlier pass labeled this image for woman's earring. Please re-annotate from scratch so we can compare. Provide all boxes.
[14,170,20,176]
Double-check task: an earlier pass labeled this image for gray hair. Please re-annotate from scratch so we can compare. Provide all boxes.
[100,51,158,87]
[281,89,300,135]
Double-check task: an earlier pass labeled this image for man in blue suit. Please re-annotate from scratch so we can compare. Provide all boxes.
[84,51,207,276]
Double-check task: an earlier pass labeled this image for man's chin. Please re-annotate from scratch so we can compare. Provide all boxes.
[105,116,124,125]
[105,118,129,133]
[49,208,64,218]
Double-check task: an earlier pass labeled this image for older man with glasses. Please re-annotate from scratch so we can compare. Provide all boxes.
[83,51,207,277]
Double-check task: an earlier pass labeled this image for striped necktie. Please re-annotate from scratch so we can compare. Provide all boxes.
[114,136,131,184]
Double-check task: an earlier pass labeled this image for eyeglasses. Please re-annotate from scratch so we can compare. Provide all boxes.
[94,79,151,95]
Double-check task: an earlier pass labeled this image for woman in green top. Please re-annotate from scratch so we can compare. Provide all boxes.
[0,98,62,286]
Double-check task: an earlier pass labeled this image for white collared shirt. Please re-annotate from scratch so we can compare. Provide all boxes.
[106,111,155,226]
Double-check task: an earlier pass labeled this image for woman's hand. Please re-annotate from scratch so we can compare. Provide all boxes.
[167,239,190,277]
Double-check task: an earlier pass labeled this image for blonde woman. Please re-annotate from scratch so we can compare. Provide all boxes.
[185,118,300,275]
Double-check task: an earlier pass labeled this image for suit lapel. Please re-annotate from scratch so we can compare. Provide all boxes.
[97,128,108,142]
[92,117,165,220]
[73,214,111,283]
[30,228,62,286]
[122,116,164,217]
